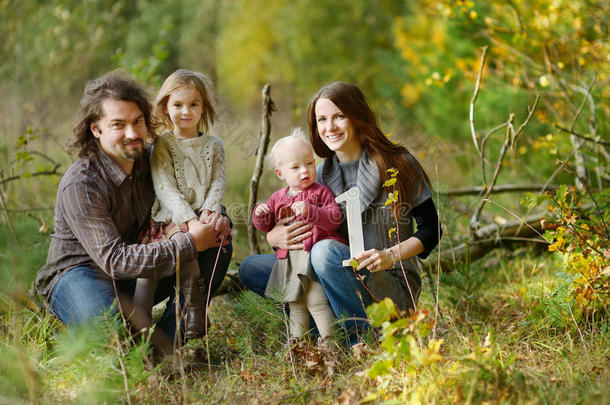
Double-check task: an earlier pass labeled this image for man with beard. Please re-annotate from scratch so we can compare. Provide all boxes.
[35,70,229,356]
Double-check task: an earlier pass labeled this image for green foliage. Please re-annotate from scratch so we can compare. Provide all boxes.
[457,327,527,404]
[366,298,442,379]
[229,290,285,355]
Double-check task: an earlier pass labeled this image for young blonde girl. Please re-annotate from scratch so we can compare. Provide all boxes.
[134,69,231,339]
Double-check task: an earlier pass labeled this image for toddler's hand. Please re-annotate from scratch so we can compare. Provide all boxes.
[255,203,271,217]
[291,201,308,218]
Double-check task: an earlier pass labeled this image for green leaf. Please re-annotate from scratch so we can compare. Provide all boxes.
[349,258,359,268]
[368,359,393,379]
[16,136,28,148]
[521,192,545,209]
[367,298,398,327]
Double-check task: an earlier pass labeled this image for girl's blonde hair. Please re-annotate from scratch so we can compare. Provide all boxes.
[154,69,216,133]
[266,127,312,168]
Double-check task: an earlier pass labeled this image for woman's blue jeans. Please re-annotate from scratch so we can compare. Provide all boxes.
[239,239,371,346]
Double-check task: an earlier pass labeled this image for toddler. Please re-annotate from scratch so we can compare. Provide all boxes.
[253,129,344,342]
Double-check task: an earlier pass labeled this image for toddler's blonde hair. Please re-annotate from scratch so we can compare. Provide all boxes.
[266,127,313,168]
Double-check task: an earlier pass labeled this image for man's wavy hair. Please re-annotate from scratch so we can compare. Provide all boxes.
[70,70,157,158]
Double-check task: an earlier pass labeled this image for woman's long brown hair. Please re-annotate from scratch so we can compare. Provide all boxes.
[307,81,430,210]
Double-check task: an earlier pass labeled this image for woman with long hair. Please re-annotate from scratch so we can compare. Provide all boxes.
[240,82,441,346]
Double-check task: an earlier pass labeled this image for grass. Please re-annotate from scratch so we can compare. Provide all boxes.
[1,214,609,404]
[0,131,607,403]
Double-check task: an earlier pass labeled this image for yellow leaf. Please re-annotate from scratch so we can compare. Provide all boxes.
[383,178,397,187]
[349,258,359,268]
[386,168,399,176]
[388,227,396,239]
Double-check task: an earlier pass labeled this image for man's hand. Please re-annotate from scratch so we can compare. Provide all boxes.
[187,219,229,251]
[266,216,312,250]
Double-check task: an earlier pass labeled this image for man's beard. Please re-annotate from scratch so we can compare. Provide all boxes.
[122,139,143,161]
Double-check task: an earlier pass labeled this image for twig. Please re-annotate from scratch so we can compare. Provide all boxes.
[471,121,514,231]
[391,196,416,311]
[512,95,540,143]
[471,96,539,232]
[110,326,132,405]
[173,248,187,403]
[479,122,509,188]
[469,46,488,156]
[554,124,610,147]
[433,165,442,338]
[204,237,226,373]
[247,84,276,255]
[0,189,18,243]
[351,265,381,303]
[516,146,581,235]
[0,151,62,186]
[280,299,298,380]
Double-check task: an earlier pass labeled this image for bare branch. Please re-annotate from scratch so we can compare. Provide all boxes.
[511,95,540,144]
[423,212,547,273]
[0,151,62,186]
[247,84,276,255]
[471,120,513,229]
[469,46,488,156]
[555,124,610,151]
[441,183,559,197]
[470,95,539,232]
[479,122,509,187]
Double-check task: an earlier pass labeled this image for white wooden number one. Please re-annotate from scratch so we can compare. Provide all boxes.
[335,187,365,267]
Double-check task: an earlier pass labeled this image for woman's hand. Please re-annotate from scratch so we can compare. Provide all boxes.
[266,216,313,250]
[354,248,394,273]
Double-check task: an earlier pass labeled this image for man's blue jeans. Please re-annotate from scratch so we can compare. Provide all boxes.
[239,239,371,346]
[49,242,232,342]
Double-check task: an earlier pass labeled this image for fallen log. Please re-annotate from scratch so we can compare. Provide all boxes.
[440,184,558,197]
[422,212,547,273]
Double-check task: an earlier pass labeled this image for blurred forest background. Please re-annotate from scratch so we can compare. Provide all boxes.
[1,0,608,403]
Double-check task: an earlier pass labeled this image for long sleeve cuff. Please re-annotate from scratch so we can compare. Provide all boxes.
[169,231,198,266]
